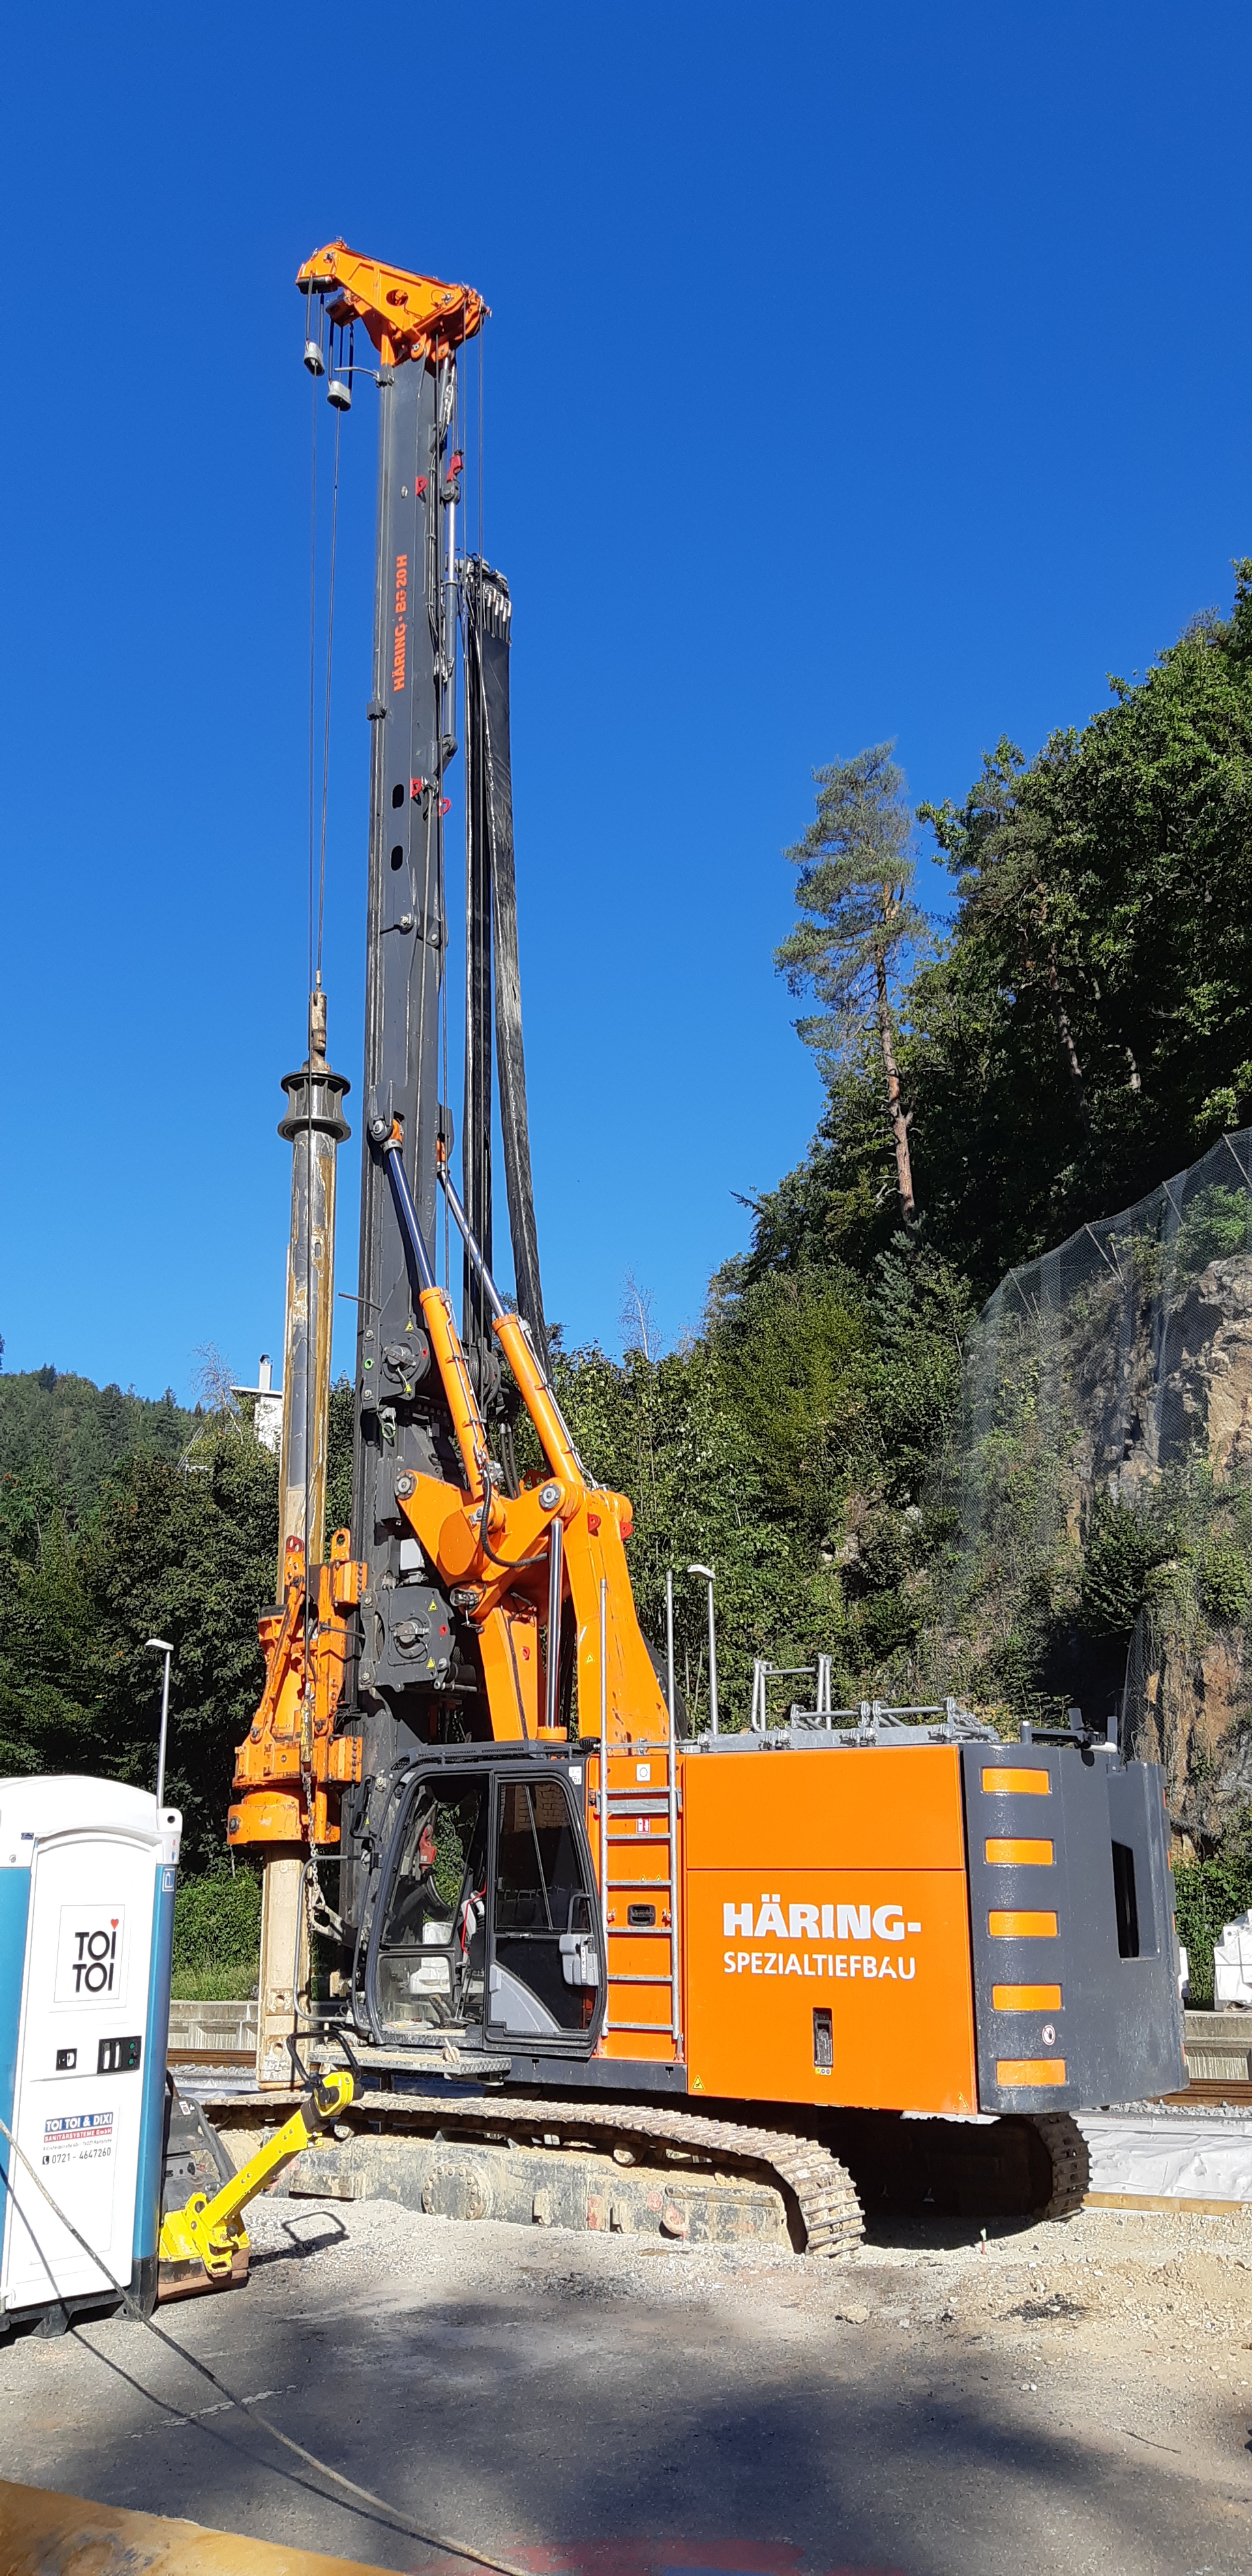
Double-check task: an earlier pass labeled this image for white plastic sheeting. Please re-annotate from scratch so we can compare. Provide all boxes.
[1080,2110,1252,2203]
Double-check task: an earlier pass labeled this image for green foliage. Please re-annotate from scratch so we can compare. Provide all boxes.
[765,573,1252,1298]
[728,574,1252,1865]
[552,1333,801,1730]
[745,1060,910,1280]
[325,1374,355,1549]
[1195,1538,1252,1626]
[1173,1846,1252,2009]
[775,742,928,1066]
[709,1261,867,1535]
[775,743,927,1232]
[544,1240,973,1727]
[170,1965,257,2001]
[0,1429,278,1865]
[0,1369,197,1518]
[1173,1184,1252,1277]
[173,1860,262,1977]
[1079,1499,1176,1642]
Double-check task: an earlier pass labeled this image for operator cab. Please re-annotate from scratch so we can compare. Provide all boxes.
[361,1756,603,2056]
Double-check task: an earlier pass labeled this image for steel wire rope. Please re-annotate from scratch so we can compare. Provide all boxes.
[445,706,456,1298]
[440,351,457,1294]
[411,362,443,1307]
[0,2110,536,2576]
[306,363,320,1000]
[308,389,344,1941]
[316,403,342,988]
[299,348,344,2022]
[474,336,483,1320]
[296,346,323,2039]
[463,335,477,1316]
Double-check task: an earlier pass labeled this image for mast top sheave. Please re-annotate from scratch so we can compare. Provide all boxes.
[296,239,488,370]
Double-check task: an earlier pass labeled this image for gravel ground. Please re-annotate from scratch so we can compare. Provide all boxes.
[3,2196,1251,2576]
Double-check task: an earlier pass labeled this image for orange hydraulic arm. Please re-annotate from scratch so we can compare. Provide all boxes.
[230,1120,665,1840]
[296,241,488,368]
[379,1128,668,1748]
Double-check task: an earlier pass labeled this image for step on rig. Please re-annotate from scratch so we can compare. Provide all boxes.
[216,240,1186,2258]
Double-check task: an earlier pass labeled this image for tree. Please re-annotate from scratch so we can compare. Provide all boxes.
[760,569,1252,1300]
[619,1270,660,1363]
[919,738,1095,1137]
[0,1368,197,1518]
[775,743,927,1235]
[0,1430,278,1865]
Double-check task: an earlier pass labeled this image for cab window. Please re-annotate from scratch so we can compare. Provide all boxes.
[489,1776,598,2036]
[375,1776,487,2029]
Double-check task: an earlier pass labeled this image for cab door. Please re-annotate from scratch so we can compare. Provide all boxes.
[364,1771,489,2040]
[485,1771,603,2051]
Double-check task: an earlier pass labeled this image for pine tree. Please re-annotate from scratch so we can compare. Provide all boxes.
[775,743,927,1235]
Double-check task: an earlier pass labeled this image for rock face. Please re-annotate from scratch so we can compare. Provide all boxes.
[1133,1622,1252,1855]
[951,1139,1252,1850]
[1110,1258,1252,1846]
[1162,1257,1252,1484]
[1051,1254,1252,1516]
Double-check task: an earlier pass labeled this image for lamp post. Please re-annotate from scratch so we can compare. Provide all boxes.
[687,1564,719,1736]
[146,1638,173,1810]
[664,1569,676,1730]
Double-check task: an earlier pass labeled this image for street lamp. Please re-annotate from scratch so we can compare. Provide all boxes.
[145,1639,173,1810]
[664,1570,676,1732]
[687,1565,719,1736]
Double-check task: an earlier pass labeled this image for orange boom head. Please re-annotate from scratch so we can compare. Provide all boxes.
[296,240,488,369]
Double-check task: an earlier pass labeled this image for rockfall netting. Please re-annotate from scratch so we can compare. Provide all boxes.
[940,1130,1252,1852]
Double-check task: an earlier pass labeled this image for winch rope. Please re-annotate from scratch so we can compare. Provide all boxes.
[0,2109,537,2576]
[299,325,346,1996]
[307,367,320,1001]
[316,402,342,989]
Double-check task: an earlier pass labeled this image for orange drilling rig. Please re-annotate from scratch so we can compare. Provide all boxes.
[222,243,1185,2252]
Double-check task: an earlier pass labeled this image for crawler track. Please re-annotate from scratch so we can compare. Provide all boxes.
[1031,2112,1090,2218]
[346,2084,865,2257]
[827,2104,1090,2223]
[235,2043,1089,2243]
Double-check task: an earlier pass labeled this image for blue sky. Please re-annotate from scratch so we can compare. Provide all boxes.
[2,3,1251,1399]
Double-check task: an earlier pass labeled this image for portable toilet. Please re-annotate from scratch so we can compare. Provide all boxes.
[0,1777,180,2333]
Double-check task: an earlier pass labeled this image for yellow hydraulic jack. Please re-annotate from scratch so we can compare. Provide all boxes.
[158,2056,354,2300]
